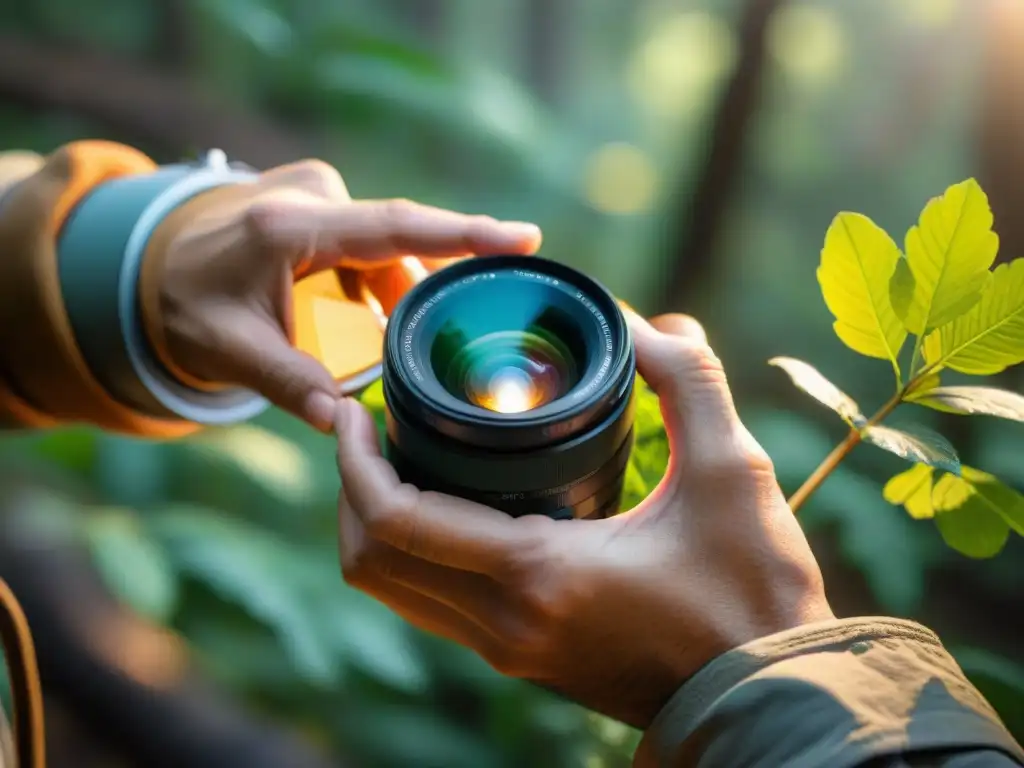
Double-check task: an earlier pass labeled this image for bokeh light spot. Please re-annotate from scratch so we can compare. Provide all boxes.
[582,143,659,215]
[900,0,958,29]
[768,4,847,88]
[628,11,737,120]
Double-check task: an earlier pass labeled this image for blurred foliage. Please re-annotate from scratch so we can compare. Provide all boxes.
[1,0,1023,762]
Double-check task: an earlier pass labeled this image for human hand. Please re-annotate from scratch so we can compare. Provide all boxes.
[334,311,834,729]
[150,160,542,430]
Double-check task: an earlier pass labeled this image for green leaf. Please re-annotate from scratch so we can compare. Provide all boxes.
[619,377,669,512]
[150,508,338,685]
[83,509,179,623]
[922,258,1024,375]
[359,379,386,413]
[882,464,935,520]
[862,424,960,474]
[960,467,1024,536]
[338,705,501,768]
[807,467,936,614]
[906,385,1024,422]
[358,379,388,437]
[932,473,1010,558]
[892,178,998,335]
[323,590,429,694]
[187,425,314,505]
[816,213,907,369]
[768,357,866,426]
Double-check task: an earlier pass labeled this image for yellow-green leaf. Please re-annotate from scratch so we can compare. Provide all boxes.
[882,464,935,520]
[862,424,960,475]
[893,179,998,335]
[922,258,1024,375]
[961,467,1024,536]
[932,473,1011,558]
[906,385,1024,423]
[768,357,866,427]
[817,213,907,369]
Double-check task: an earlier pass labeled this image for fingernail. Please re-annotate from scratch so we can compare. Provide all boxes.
[504,222,542,242]
[652,314,708,344]
[306,391,337,432]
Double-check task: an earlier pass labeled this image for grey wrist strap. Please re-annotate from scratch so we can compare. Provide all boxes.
[57,149,269,425]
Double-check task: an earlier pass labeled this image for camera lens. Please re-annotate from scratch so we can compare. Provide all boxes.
[381,255,636,520]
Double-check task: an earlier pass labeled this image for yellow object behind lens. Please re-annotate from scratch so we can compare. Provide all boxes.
[292,257,462,395]
[292,270,386,393]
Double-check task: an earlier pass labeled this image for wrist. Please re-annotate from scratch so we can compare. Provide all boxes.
[57,149,268,426]
[138,182,258,393]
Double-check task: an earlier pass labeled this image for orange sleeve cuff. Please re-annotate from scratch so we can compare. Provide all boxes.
[0,140,197,437]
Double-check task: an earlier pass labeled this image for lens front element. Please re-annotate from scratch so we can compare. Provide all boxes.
[435,327,578,414]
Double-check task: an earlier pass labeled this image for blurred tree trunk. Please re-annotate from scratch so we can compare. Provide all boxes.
[524,0,570,104]
[153,0,195,71]
[655,0,782,315]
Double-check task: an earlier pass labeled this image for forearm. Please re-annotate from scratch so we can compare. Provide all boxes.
[0,143,266,436]
[635,618,1024,768]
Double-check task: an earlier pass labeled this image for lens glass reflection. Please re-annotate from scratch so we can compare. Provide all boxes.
[428,280,584,412]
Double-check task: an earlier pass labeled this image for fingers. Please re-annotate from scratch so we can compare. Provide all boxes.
[626,311,762,469]
[335,397,548,574]
[247,194,542,272]
[338,492,503,648]
[339,495,511,638]
[340,255,467,316]
[215,313,339,431]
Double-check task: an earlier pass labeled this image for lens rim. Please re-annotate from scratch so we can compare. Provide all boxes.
[383,255,633,450]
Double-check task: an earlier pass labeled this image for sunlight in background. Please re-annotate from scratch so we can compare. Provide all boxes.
[768,4,846,89]
[900,0,958,29]
[194,425,313,504]
[581,142,659,215]
[627,10,737,121]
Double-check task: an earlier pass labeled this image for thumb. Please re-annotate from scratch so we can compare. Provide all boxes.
[218,318,340,431]
[626,311,753,467]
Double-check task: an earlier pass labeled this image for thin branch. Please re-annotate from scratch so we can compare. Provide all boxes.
[787,391,903,513]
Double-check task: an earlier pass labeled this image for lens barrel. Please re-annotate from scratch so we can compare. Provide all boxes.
[381,255,636,520]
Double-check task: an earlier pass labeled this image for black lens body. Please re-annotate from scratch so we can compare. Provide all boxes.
[381,255,636,520]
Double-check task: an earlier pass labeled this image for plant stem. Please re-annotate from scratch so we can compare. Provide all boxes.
[787,390,904,514]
